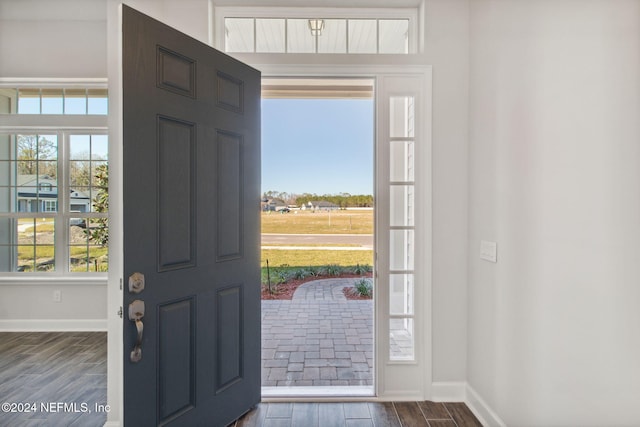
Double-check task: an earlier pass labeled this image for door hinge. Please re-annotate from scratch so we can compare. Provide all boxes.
[119,278,123,290]
[118,306,123,318]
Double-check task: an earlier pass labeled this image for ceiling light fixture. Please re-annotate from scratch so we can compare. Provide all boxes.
[308,19,325,36]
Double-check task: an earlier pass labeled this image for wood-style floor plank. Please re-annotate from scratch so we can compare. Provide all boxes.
[444,402,484,427]
[427,420,457,427]
[319,403,346,427]
[2,333,483,427]
[344,402,371,419]
[368,402,401,427]
[235,402,268,426]
[291,402,319,427]
[417,401,451,419]
[267,402,295,419]
[0,332,107,427]
[393,402,429,427]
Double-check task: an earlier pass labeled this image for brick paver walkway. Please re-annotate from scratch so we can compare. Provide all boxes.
[261,278,373,387]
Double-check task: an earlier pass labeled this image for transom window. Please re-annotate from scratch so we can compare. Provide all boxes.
[217,8,417,54]
[0,87,108,115]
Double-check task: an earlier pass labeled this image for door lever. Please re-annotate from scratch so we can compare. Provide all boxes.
[128,300,145,363]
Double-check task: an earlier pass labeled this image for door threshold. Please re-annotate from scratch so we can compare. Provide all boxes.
[262,386,375,401]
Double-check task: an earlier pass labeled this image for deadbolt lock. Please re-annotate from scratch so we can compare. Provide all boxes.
[128,272,145,294]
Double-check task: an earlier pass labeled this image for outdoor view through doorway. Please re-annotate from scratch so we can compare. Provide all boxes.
[260,78,375,395]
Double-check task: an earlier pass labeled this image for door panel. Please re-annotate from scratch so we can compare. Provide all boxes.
[122,6,261,426]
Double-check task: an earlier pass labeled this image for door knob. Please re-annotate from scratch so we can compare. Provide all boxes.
[128,300,145,363]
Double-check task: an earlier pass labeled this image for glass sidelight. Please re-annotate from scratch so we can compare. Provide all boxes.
[388,95,415,361]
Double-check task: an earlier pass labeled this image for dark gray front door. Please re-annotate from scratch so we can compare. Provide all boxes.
[122,6,261,426]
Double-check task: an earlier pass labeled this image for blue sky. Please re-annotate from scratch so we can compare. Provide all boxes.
[262,98,374,195]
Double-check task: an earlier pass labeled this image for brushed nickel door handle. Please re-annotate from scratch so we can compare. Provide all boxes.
[128,300,145,363]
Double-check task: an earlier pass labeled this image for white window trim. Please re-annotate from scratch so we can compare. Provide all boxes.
[0,129,108,277]
[214,6,419,54]
[0,80,108,279]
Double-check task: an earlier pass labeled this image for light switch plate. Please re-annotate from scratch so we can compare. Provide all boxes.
[480,240,497,263]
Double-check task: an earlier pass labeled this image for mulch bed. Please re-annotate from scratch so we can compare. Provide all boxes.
[261,273,373,300]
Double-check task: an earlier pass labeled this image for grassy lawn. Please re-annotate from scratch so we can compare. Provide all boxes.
[262,248,373,268]
[261,209,373,234]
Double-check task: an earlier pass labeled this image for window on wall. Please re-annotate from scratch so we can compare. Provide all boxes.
[0,85,109,274]
[388,95,416,361]
[0,132,108,273]
[0,87,108,115]
[218,8,417,54]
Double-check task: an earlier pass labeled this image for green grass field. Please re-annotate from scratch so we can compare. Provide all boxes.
[261,209,374,273]
[262,249,373,268]
[261,209,373,234]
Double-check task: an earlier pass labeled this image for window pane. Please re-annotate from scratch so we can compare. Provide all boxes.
[38,135,58,160]
[390,229,414,270]
[35,244,55,271]
[390,96,415,138]
[38,161,57,180]
[87,89,108,115]
[70,134,91,160]
[390,185,414,227]
[69,135,108,213]
[390,274,414,315]
[0,218,15,271]
[390,140,414,182]
[0,135,14,212]
[318,19,347,53]
[64,89,87,114]
[379,19,409,54]
[41,89,64,114]
[348,19,377,53]
[9,218,56,272]
[91,135,109,160]
[390,318,414,360]
[256,19,285,53]
[287,19,315,53]
[225,18,255,52]
[70,187,91,213]
[69,161,90,187]
[91,164,108,213]
[18,89,40,114]
[69,217,108,272]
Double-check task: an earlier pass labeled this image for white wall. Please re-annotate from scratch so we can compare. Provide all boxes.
[0,281,107,330]
[0,0,107,78]
[467,1,640,425]
[423,0,469,386]
[0,0,109,329]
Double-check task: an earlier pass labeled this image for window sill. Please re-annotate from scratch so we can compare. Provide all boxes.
[0,274,108,286]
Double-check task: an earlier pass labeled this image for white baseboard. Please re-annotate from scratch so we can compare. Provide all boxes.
[464,383,507,427]
[431,381,466,401]
[430,382,506,427]
[103,422,121,427]
[0,318,107,332]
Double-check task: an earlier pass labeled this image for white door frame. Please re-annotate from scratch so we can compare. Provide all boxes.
[253,63,432,403]
[105,5,432,425]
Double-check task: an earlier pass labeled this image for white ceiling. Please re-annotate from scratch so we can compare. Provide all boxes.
[213,0,421,7]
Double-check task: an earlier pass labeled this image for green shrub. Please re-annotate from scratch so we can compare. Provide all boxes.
[351,263,372,275]
[323,264,342,276]
[354,278,373,297]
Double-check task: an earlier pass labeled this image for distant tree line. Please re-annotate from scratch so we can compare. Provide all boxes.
[262,191,373,208]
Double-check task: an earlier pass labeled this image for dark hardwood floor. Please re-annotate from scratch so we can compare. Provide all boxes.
[0,332,482,427]
[0,332,107,427]
[232,401,482,427]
